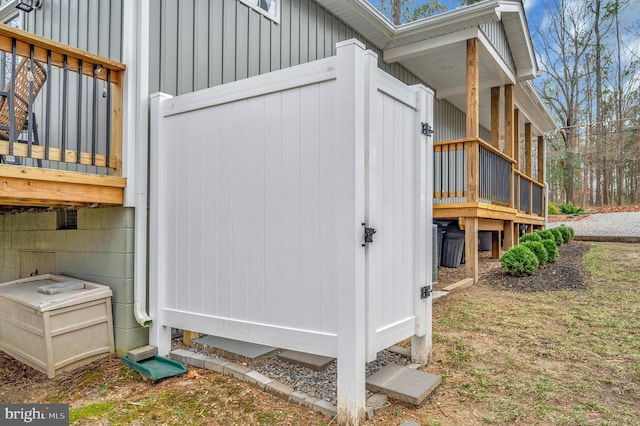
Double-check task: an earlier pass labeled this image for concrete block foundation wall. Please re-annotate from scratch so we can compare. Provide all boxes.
[0,207,146,353]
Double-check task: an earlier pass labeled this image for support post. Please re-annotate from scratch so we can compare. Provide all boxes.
[513,109,520,171]
[411,84,434,365]
[504,84,514,158]
[464,217,479,284]
[491,230,500,259]
[466,38,479,139]
[503,220,515,251]
[525,123,533,177]
[537,135,545,184]
[335,39,367,426]
[491,86,500,150]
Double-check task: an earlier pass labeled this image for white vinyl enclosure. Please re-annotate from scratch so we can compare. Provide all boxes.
[150,40,434,421]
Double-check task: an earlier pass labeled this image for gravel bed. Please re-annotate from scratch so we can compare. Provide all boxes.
[549,212,640,237]
[254,349,410,405]
[172,336,410,406]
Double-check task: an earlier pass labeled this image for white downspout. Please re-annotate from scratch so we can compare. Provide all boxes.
[123,0,151,327]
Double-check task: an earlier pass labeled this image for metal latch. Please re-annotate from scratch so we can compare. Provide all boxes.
[362,223,376,246]
[420,285,433,299]
[421,122,433,137]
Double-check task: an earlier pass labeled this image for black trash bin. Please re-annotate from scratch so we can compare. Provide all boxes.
[441,226,465,268]
[479,231,492,251]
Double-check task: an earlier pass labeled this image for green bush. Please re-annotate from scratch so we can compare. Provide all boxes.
[548,202,560,215]
[501,246,539,276]
[521,241,548,266]
[550,228,564,245]
[558,225,572,243]
[542,239,559,262]
[536,229,555,241]
[557,202,584,215]
[567,226,575,240]
[520,233,543,244]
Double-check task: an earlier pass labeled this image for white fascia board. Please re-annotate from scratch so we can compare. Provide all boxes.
[393,0,501,42]
[515,81,558,135]
[315,0,394,45]
[384,28,478,63]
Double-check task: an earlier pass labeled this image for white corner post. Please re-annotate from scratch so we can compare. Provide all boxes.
[149,92,173,356]
[411,85,435,365]
[335,39,367,426]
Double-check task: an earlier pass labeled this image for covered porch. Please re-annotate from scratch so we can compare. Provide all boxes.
[381,1,557,283]
[0,24,125,209]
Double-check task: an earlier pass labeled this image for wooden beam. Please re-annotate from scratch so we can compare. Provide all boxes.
[513,109,520,171]
[504,84,514,158]
[491,86,500,150]
[537,135,545,184]
[182,331,199,346]
[0,141,116,168]
[0,165,125,207]
[525,123,533,177]
[466,38,479,139]
[464,217,479,284]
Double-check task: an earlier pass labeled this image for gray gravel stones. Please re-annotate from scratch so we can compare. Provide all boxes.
[550,212,640,237]
[254,349,410,405]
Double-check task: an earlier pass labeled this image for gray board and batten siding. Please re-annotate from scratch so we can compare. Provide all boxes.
[148,0,484,140]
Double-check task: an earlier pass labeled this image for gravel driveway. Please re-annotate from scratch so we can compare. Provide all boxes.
[549,212,640,238]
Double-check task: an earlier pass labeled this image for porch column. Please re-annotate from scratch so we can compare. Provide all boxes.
[466,39,479,205]
[504,84,515,208]
[513,109,520,171]
[491,86,500,149]
[466,38,480,139]
[537,135,545,184]
[525,123,533,214]
[464,217,479,284]
[525,123,533,177]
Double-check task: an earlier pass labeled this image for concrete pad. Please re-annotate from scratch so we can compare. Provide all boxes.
[278,350,335,371]
[366,364,441,406]
[432,290,449,302]
[128,345,158,362]
[192,335,277,365]
[244,371,273,391]
[265,380,295,399]
[313,399,337,419]
[442,278,474,292]
[366,393,388,411]
[289,391,318,408]
[223,363,251,380]
[204,358,229,373]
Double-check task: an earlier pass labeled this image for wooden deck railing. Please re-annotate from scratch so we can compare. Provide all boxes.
[434,137,544,217]
[0,25,125,175]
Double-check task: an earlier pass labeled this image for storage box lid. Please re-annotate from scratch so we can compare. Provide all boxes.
[0,274,112,312]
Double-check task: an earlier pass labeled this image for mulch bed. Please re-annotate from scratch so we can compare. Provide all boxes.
[480,242,592,292]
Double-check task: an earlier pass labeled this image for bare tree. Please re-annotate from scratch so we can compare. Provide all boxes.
[536,0,592,204]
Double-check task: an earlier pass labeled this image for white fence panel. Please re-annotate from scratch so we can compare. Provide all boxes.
[150,39,434,424]
[366,66,423,359]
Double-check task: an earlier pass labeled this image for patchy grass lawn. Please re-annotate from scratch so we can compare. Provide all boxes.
[371,242,640,425]
[1,242,638,425]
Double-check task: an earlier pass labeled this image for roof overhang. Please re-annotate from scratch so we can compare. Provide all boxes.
[315,0,555,135]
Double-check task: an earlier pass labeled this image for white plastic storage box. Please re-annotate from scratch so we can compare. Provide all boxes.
[0,274,114,378]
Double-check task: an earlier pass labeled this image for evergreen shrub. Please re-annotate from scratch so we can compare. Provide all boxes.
[501,246,539,277]
[542,239,559,263]
[521,241,548,266]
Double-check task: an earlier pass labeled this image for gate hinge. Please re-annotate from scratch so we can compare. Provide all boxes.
[421,122,433,137]
[362,223,376,246]
[420,285,433,299]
